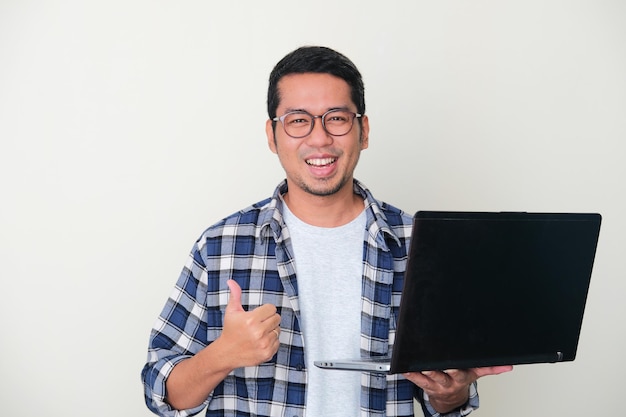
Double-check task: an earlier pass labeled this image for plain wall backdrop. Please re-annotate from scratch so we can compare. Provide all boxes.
[1,1,624,416]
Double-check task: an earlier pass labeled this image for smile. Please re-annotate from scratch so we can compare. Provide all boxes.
[306,157,337,167]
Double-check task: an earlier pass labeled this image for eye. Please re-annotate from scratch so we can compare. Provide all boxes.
[284,113,312,126]
[325,112,350,123]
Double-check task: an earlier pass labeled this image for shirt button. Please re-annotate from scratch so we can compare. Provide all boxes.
[296,363,303,371]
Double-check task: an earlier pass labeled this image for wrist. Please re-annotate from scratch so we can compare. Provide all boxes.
[427,385,470,415]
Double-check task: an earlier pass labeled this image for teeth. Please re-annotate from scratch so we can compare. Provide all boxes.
[306,157,336,166]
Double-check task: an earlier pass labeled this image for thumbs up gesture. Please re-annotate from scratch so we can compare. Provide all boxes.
[220,279,282,368]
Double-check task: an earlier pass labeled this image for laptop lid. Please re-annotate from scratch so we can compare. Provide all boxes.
[388,211,601,374]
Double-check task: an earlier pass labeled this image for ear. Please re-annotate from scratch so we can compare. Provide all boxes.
[360,114,370,150]
[266,119,278,154]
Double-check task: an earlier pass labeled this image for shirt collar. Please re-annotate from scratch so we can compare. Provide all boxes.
[257,179,401,251]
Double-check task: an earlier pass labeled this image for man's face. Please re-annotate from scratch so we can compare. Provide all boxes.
[266,73,369,198]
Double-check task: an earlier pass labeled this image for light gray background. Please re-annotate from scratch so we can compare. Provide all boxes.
[1,1,624,416]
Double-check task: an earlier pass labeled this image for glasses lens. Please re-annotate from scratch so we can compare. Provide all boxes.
[323,111,354,136]
[282,112,313,138]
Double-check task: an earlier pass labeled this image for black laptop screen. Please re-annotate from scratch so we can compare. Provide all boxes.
[390,211,601,373]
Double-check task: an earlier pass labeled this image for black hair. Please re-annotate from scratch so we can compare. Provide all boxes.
[267,46,365,120]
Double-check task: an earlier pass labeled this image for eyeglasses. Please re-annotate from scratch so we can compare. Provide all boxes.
[272,109,362,138]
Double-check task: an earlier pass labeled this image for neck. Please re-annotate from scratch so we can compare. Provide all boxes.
[282,181,364,228]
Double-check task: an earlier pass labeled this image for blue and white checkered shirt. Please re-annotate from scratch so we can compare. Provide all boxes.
[142,180,479,417]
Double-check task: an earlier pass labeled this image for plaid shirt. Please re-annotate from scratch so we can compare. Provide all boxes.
[142,180,479,417]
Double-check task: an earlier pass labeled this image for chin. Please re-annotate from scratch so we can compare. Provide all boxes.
[301,178,349,197]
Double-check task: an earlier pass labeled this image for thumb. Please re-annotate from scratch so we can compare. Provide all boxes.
[226,279,244,313]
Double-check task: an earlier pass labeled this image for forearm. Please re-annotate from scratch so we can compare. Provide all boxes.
[165,338,235,410]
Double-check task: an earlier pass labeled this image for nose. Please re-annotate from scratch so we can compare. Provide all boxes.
[305,116,333,147]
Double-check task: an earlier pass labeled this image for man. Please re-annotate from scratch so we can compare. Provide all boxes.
[142,46,511,417]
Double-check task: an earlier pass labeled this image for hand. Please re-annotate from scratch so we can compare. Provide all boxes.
[404,366,513,414]
[220,279,281,368]
[164,280,281,410]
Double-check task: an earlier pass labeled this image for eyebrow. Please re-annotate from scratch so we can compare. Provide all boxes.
[283,106,352,114]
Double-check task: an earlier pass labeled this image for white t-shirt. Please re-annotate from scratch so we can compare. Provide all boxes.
[283,203,366,417]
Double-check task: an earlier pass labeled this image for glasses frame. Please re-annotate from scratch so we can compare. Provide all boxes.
[272,109,363,139]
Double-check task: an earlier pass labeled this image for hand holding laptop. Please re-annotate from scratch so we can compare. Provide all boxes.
[404,366,513,414]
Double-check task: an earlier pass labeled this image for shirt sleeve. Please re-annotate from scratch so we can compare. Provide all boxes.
[417,381,479,417]
[141,354,208,417]
[141,244,216,417]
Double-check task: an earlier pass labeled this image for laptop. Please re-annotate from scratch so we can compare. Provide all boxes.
[314,211,602,374]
